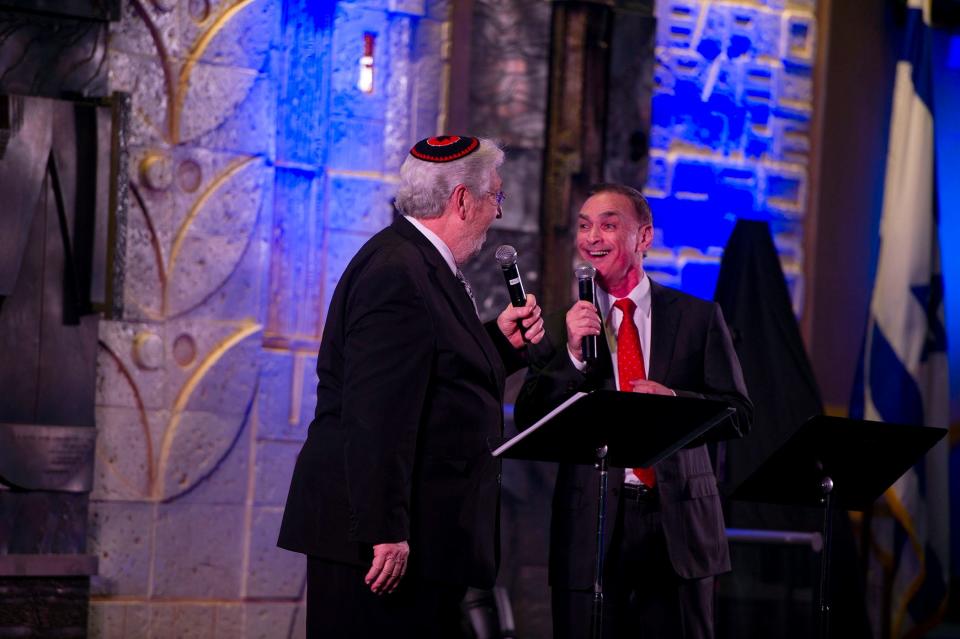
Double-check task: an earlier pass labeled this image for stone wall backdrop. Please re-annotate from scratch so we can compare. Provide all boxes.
[89,1,449,636]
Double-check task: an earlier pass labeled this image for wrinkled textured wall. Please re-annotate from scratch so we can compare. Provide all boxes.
[463,2,552,635]
[90,1,448,636]
[644,0,816,307]
[462,0,548,322]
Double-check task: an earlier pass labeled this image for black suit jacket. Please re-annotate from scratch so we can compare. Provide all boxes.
[278,217,526,589]
[514,280,752,588]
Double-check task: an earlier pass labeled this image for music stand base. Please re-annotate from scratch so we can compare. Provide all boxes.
[592,446,609,639]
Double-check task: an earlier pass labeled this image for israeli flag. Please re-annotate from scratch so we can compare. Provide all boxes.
[852,0,950,635]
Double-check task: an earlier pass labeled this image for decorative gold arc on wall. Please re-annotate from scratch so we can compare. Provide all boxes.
[131,0,258,146]
[98,340,157,498]
[154,319,262,500]
[172,0,258,145]
[163,154,258,316]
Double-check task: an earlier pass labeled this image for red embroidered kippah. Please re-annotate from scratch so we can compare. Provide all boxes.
[409,136,480,163]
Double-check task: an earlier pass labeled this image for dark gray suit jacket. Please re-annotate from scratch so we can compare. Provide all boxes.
[514,280,752,588]
[278,216,526,588]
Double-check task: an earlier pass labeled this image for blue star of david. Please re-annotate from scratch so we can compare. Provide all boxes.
[911,275,947,361]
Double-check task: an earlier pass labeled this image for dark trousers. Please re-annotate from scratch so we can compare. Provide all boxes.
[307,557,467,639]
[552,496,715,639]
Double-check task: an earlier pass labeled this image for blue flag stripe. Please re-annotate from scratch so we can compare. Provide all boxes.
[903,7,934,113]
[868,324,925,426]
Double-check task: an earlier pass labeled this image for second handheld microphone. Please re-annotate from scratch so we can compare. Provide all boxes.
[495,244,527,307]
[575,263,598,363]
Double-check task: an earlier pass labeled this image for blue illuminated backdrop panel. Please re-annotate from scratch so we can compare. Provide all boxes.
[266,0,447,350]
[645,0,815,305]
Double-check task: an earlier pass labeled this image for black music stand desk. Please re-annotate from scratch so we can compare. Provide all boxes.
[493,390,736,639]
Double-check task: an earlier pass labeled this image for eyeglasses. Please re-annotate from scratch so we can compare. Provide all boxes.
[487,191,506,218]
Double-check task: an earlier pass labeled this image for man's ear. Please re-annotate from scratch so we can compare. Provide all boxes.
[637,223,654,252]
[451,184,469,220]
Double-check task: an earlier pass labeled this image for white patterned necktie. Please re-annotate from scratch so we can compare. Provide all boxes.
[455,269,479,316]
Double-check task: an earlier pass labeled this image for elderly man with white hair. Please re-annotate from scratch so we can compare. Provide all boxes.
[279,136,544,638]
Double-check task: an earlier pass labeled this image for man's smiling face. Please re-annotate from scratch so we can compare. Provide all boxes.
[575,191,652,294]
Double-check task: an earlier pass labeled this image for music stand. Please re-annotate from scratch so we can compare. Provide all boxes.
[493,390,735,639]
[729,415,947,639]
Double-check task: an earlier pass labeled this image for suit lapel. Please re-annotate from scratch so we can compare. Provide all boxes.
[393,218,504,388]
[648,280,679,383]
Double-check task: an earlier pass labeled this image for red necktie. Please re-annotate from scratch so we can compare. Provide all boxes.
[614,298,656,487]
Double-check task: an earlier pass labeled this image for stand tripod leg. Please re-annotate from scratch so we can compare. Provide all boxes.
[592,446,609,639]
[818,477,834,639]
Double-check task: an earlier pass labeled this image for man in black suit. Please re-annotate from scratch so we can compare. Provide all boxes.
[278,136,545,638]
[515,183,752,639]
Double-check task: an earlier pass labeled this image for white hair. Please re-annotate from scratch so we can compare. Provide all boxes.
[394,137,504,219]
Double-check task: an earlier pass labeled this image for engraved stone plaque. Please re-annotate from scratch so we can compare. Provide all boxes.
[0,423,96,492]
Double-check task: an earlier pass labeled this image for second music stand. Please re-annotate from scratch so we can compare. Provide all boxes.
[729,415,947,639]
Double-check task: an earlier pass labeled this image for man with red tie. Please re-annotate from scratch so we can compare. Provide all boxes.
[515,183,752,639]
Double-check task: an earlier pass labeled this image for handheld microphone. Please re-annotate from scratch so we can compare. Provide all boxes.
[495,245,527,307]
[575,263,597,362]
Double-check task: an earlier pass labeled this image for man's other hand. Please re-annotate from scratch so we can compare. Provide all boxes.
[630,379,676,396]
[497,294,545,348]
[365,540,409,595]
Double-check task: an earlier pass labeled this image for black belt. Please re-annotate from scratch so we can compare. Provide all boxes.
[620,483,658,503]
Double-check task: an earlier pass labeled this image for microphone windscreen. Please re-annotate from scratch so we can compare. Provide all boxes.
[575,263,596,280]
[495,244,518,268]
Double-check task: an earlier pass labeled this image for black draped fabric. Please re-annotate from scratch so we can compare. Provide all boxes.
[713,220,870,638]
[714,220,822,495]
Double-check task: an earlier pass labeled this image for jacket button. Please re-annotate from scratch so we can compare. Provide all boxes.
[497,473,503,484]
